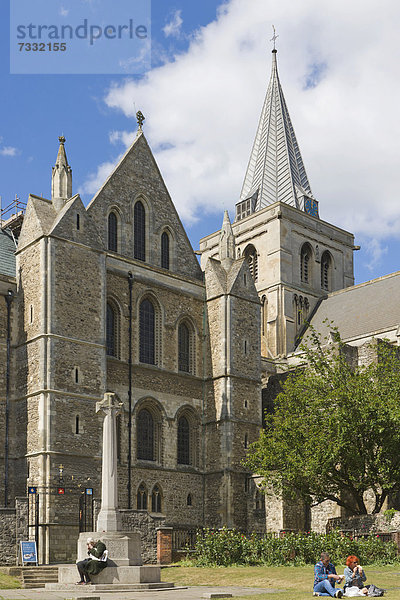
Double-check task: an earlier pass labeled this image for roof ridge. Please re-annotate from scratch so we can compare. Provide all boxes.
[326,270,400,297]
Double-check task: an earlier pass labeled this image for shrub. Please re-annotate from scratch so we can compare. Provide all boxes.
[189,528,398,567]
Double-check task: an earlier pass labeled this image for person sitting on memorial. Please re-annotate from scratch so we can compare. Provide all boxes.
[76,537,108,585]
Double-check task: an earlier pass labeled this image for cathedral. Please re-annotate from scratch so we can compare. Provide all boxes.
[1,47,399,564]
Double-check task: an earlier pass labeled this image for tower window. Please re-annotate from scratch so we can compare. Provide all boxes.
[75,367,79,383]
[321,251,332,291]
[235,196,256,221]
[108,212,118,252]
[161,231,170,270]
[76,213,80,230]
[300,244,312,284]
[294,294,309,333]
[244,244,258,282]
[187,493,192,506]
[75,415,80,434]
[134,201,145,261]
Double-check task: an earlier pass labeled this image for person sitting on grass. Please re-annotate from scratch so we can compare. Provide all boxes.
[344,555,368,595]
[313,552,344,598]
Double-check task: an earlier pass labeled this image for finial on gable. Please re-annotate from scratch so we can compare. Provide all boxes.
[136,110,145,131]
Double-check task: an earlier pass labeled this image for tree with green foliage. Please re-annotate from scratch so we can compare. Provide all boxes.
[246,326,400,515]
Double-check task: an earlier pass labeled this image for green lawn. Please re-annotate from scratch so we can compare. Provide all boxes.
[162,565,400,599]
[0,572,21,589]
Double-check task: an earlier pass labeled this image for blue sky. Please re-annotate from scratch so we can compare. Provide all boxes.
[1,0,400,285]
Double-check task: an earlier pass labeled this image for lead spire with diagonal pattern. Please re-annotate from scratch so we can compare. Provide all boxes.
[238,48,317,217]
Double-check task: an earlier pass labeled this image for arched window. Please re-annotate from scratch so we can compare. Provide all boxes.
[300,244,312,284]
[177,416,190,465]
[294,294,309,335]
[255,488,264,512]
[244,244,258,281]
[137,483,147,509]
[134,200,145,261]
[106,302,119,358]
[161,231,169,270]
[321,251,332,291]
[178,323,190,372]
[139,299,155,364]
[108,212,118,252]
[137,408,154,461]
[151,484,162,513]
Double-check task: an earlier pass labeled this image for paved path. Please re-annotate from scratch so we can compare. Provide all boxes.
[0,586,281,600]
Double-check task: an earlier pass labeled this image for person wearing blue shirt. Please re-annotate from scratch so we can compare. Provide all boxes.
[313,552,344,597]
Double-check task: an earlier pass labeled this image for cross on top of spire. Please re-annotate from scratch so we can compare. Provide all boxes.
[270,25,278,51]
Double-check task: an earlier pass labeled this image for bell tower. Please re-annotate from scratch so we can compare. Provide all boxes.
[200,48,355,357]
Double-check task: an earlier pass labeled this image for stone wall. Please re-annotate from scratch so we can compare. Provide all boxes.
[327,511,400,537]
[121,509,165,564]
[0,509,17,565]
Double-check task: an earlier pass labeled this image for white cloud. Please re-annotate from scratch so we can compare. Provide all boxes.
[78,154,124,196]
[0,146,19,157]
[163,10,183,38]
[109,130,135,146]
[363,238,389,273]
[82,0,400,238]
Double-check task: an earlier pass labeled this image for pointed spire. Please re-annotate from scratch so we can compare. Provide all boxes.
[219,210,235,269]
[239,49,315,215]
[51,136,72,211]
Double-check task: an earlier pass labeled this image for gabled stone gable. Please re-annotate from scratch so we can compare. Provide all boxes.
[17,195,56,252]
[87,132,202,281]
[226,257,260,303]
[49,194,103,250]
[204,257,227,298]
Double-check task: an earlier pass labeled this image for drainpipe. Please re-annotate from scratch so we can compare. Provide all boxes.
[4,290,14,507]
[127,272,133,508]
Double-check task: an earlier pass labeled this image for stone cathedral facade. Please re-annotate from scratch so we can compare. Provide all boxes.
[1,48,399,563]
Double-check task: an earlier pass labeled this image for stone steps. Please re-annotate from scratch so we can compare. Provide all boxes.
[21,566,59,588]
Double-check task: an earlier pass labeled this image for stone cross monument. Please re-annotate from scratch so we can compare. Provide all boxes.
[96,392,123,532]
[55,392,168,587]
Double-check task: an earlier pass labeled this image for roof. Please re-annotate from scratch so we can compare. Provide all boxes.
[305,271,400,343]
[240,50,313,212]
[0,228,16,277]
